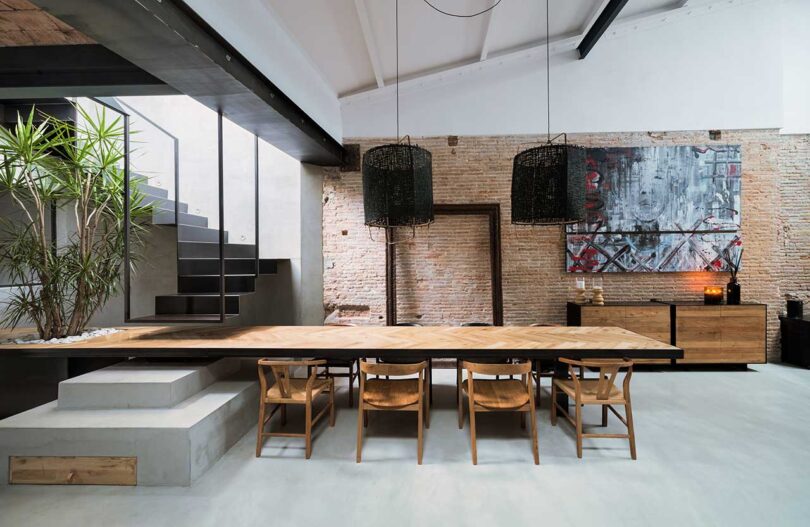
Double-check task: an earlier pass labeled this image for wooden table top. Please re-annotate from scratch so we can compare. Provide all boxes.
[0,325,682,360]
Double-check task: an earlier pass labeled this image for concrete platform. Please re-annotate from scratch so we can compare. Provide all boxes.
[0,365,808,526]
[0,361,258,486]
[58,359,240,409]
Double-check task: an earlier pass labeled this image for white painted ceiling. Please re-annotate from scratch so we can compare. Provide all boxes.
[264,0,687,97]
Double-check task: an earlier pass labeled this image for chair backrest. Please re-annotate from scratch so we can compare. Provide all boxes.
[257,359,325,399]
[359,359,427,378]
[461,322,492,327]
[462,360,531,377]
[326,323,356,327]
[394,322,422,326]
[559,357,633,400]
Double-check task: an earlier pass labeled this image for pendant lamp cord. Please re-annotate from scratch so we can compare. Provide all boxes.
[396,0,400,141]
[422,0,502,18]
[546,0,551,143]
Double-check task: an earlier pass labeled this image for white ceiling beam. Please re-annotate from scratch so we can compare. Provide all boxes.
[479,4,500,62]
[256,0,334,93]
[340,0,752,104]
[340,32,581,100]
[580,0,612,35]
[354,0,385,89]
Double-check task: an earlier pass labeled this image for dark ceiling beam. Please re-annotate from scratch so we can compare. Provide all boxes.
[28,0,344,166]
[0,45,176,98]
[577,0,629,59]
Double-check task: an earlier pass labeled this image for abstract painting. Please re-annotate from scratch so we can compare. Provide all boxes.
[566,145,742,272]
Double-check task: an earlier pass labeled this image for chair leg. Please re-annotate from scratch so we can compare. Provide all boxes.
[529,408,539,465]
[626,400,637,460]
[305,401,313,459]
[602,404,608,427]
[424,378,430,429]
[456,361,461,404]
[535,362,542,405]
[280,404,287,427]
[356,399,364,463]
[428,358,434,405]
[329,379,336,427]
[468,398,478,465]
[457,379,464,429]
[575,403,583,459]
[417,402,424,465]
[550,383,558,426]
[520,411,526,430]
[255,401,266,457]
[348,362,355,408]
[363,409,368,428]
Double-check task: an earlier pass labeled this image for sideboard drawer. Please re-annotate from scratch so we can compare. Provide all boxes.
[676,305,766,364]
[578,304,670,364]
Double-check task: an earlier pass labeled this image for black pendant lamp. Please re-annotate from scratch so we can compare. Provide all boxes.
[511,0,586,225]
[362,0,433,231]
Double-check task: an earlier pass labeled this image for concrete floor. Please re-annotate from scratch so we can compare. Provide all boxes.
[1,363,809,527]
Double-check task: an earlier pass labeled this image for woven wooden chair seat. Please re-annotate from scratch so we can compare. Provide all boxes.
[462,379,529,409]
[362,378,421,407]
[265,378,331,403]
[553,379,625,404]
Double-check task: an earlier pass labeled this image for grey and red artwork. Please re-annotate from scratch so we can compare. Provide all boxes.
[566,145,742,273]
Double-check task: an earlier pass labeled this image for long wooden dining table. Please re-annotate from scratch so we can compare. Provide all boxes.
[0,325,683,361]
[1,325,681,417]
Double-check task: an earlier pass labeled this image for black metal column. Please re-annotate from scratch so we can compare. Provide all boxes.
[254,135,260,278]
[123,112,131,322]
[217,111,225,323]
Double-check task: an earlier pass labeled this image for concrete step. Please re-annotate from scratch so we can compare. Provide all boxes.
[177,225,229,243]
[0,372,258,486]
[141,196,188,213]
[58,359,239,409]
[152,209,209,228]
[178,242,256,259]
[136,182,169,199]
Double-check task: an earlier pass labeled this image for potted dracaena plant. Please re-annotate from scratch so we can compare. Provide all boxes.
[0,105,152,341]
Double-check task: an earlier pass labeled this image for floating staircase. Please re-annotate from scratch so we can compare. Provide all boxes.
[132,182,278,323]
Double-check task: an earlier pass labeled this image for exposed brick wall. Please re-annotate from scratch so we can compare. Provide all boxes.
[395,214,493,326]
[779,135,810,309]
[323,130,810,361]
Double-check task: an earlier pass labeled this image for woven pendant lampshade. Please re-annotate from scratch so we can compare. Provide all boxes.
[362,143,434,228]
[361,0,433,232]
[510,0,587,226]
[511,144,586,225]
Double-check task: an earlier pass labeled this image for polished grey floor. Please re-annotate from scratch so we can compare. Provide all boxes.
[1,363,809,527]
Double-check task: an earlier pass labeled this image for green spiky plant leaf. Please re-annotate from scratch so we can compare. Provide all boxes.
[0,104,152,339]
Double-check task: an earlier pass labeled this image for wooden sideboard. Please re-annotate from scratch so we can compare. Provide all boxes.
[673,303,767,364]
[567,302,671,364]
[568,301,767,365]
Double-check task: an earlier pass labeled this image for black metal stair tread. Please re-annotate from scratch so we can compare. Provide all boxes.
[178,274,256,277]
[129,314,238,323]
[157,293,251,297]
[178,258,264,262]
[179,241,255,245]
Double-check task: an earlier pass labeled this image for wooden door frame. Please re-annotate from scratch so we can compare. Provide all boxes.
[386,203,504,326]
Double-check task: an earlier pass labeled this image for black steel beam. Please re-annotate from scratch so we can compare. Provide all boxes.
[0,45,176,98]
[577,0,629,59]
[29,0,345,165]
